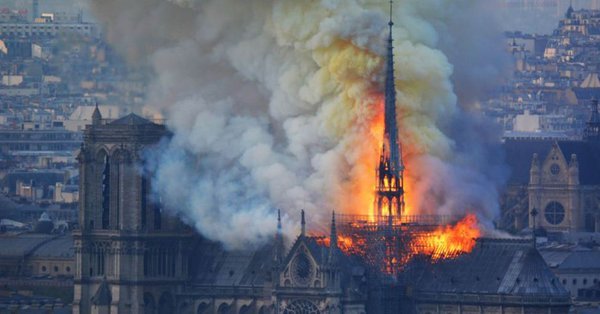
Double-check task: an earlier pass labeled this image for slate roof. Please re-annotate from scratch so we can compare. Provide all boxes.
[191,240,275,287]
[558,251,600,270]
[0,234,73,259]
[503,139,600,185]
[109,113,155,126]
[412,238,569,298]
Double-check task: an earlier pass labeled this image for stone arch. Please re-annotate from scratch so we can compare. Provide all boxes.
[144,292,156,314]
[217,302,233,314]
[239,304,252,314]
[158,292,175,314]
[196,302,210,314]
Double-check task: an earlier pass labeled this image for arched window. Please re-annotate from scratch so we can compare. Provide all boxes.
[144,293,156,314]
[197,302,209,314]
[585,213,596,232]
[101,154,110,229]
[239,305,252,314]
[158,292,174,314]
[544,201,565,225]
[217,303,232,314]
[141,174,148,229]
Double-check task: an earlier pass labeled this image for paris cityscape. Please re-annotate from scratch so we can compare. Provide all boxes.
[1,0,600,313]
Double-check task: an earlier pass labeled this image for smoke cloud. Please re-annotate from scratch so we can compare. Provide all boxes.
[90,0,509,249]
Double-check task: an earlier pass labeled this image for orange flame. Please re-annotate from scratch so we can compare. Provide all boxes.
[410,214,481,261]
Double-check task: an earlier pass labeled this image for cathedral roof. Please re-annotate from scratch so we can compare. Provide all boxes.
[504,138,600,185]
[411,238,570,299]
[191,240,275,287]
[109,113,156,126]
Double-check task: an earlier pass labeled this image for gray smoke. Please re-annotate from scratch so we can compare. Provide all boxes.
[90,0,510,249]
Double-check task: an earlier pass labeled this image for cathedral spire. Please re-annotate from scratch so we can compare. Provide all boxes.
[300,209,306,237]
[375,0,405,218]
[329,211,338,264]
[92,101,102,125]
[274,209,284,264]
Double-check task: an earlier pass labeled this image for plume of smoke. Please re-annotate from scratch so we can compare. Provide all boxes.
[90,0,509,249]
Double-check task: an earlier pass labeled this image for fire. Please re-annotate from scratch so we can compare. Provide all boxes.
[410,214,481,261]
[313,234,356,254]
[314,214,481,273]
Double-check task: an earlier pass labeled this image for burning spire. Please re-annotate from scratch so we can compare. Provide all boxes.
[375,0,405,218]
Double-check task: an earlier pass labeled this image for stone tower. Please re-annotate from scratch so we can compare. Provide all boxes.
[73,112,193,314]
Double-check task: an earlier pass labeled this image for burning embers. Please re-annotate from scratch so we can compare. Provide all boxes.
[314,214,481,274]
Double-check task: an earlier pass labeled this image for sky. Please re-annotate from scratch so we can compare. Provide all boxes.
[0,0,598,35]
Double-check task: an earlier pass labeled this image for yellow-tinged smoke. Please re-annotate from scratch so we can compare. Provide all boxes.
[91,0,508,249]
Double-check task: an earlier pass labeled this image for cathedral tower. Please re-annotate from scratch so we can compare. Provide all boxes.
[375,0,405,218]
[73,112,193,314]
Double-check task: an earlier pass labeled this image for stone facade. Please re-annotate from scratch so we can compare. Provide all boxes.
[73,111,194,314]
[502,138,600,234]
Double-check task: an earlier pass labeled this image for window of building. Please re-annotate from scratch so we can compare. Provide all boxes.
[545,201,566,225]
[53,266,58,272]
[573,278,577,285]
[65,266,71,272]
[562,279,567,285]
[101,155,110,229]
[584,279,588,285]
[41,266,47,272]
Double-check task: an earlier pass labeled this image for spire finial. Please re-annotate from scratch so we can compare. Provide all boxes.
[92,100,102,125]
[300,209,305,237]
[330,211,337,248]
[389,0,393,26]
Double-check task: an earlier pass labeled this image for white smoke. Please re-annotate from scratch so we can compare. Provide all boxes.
[90,0,509,249]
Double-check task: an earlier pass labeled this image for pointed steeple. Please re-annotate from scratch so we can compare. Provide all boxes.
[375,0,405,218]
[566,0,574,18]
[300,209,306,237]
[329,211,338,263]
[384,0,400,172]
[274,209,284,264]
[92,101,102,125]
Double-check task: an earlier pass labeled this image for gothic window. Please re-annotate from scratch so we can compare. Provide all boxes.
[158,292,174,314]
[154,200,162,230]
[291,252,313,286]
[141,175,148,229]
[545,201,565,225]
[550,163,560,175]
[585,213,596,232]
[283,300,321,314]
[101,155,110,229]
[196,303,209,314]
[217,303,232,314]
[144,293,156,314]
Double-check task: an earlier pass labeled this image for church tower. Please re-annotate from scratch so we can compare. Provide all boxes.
[73,112,193,314]
[375,0,405,218]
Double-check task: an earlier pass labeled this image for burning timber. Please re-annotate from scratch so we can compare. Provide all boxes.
[315,213,480,275]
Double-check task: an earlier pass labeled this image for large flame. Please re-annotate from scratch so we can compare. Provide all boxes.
[315,214,481,272]
[410,213,481,261]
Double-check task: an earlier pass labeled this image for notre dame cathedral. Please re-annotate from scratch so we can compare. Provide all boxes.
[72,106,571,314]
[72,107,371,314]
